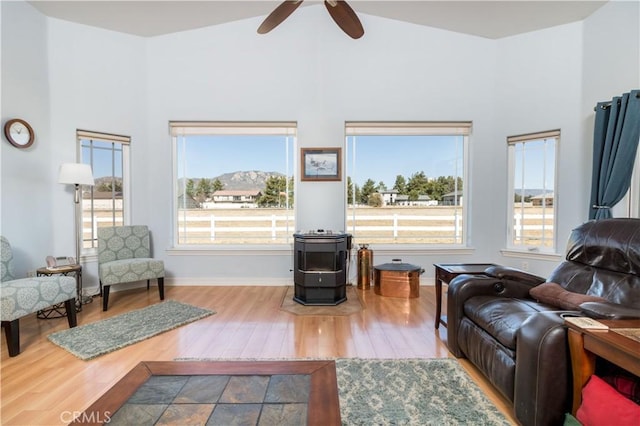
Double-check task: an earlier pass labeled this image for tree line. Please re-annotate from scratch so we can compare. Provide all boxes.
[348,172,463,206]
[184,171,461,209]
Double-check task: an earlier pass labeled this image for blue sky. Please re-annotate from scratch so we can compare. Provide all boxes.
[87,133,552,190]
[176,135,294,179]
[174,134,465,188]
[346,135,463,187]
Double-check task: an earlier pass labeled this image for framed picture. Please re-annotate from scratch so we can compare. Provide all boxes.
[301,148,342,181]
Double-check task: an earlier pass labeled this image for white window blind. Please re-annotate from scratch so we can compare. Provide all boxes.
[169,121,297,136]
[346,121,472,136]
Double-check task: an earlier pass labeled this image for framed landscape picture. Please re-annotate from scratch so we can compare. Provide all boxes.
[301,148,342,181]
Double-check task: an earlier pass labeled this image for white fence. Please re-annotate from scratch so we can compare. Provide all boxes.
[83,210,554,244]
[177,214,294,240]
[513,213,554,239]
[175,212,463,243]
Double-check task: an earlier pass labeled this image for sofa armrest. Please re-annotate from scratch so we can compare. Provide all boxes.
[579,301,640,320]
[514,312,573,426]
[446,274,540,357]
[484,265,546,286]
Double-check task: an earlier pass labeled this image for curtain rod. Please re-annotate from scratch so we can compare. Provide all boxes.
[594,92,640,111]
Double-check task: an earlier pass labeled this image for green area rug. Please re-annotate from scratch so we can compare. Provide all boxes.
[48,300,215,360]
[173,357,511,425]
[335,358,510,425]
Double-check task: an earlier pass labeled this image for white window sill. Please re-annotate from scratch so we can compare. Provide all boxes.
[500,248,563,261]
[166,244,475,256]
[166,244,293,256]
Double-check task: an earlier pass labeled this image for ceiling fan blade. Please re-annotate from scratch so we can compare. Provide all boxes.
[324,0,364,39]
[258,0,304,34]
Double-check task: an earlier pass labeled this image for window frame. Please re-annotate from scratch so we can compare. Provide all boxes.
[344,121,472,249]
[506,129,559,253]
[169,121,297,249]
[78,129,131,257]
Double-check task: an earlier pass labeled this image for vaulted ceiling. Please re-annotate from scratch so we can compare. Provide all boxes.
[29,1,607,39]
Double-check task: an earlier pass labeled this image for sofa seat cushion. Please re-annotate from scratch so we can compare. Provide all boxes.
[99,258,165,286]
[463,296,556,350]
[0,276,77,321]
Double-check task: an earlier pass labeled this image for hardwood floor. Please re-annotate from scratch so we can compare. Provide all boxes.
[1,285,518,425]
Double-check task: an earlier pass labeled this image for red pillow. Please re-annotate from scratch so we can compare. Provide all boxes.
[576,375,640,426]
[529,282,607,310]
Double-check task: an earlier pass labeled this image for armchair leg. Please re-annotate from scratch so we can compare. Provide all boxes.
[102,286,111,311]
[2,319,20,357]
[147,280,150,290]
[65,298,78,328]
[158,277,165,300]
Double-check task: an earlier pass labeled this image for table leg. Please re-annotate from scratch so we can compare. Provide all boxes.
[567,328,596,415]
[435,276,442,329]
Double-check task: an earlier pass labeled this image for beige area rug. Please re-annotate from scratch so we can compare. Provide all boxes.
[280,286,364,315]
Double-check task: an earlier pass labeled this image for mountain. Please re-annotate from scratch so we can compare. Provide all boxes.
[215,170,284,190]
[94,176,123,189]
[181,170,284,191]
[515,189,552,197]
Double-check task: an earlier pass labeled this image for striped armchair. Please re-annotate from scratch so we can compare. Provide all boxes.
[1,236,77,356]
[98,226,165,311]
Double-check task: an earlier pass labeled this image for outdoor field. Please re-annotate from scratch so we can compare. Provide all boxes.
[84,205,553,246]
[171,205,553,246]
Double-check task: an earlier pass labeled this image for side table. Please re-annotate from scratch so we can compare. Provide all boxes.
[566,318,640,415]
[433,263,495,329]
[36,265,83,319]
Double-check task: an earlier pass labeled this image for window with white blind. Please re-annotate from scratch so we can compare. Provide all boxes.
[170,121,296,246]
[507,129,558,251]
[79,130,131,252]
[345,121,470,246]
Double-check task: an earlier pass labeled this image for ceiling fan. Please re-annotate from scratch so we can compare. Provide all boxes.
[258,0,364,39]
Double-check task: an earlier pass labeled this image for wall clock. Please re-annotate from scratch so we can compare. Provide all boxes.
[4,118,35,149]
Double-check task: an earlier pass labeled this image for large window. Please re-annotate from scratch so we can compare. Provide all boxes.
[345,122,470,245]
[79,130,130,252]
[170,122,296,246]
[507,130,558,251]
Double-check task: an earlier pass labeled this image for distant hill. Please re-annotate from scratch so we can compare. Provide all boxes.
[180,170,285,191]
[94,176,123,190]
[515,189,551,197]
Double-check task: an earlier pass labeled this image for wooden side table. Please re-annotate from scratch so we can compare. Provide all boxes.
[433,263,495,329]
[36,265,83,319]
[566,319,640,415]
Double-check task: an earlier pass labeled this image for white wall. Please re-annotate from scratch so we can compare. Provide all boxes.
[1,1,638,287]
[582,0,640,219]
[494,22,585,274]
[1,1,54,275]
[145,7,497,284]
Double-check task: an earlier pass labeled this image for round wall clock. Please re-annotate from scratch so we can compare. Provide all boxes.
[4,119,35,149]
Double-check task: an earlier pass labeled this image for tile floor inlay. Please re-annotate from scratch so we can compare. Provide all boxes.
[72,361,340,426]
[109,374,310,425]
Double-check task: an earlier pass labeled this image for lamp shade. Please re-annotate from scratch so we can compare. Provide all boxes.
[58,163,95,186]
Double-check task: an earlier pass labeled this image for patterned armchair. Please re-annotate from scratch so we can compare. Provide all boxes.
[98,226,165,311]
[1,236,77,357]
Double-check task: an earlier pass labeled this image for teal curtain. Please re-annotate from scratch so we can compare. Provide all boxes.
[589,90,640,220]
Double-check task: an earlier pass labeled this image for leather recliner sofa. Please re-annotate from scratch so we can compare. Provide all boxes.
[447,218,640,426]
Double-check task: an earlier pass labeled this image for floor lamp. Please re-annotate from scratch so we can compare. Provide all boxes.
[58,163,94,284]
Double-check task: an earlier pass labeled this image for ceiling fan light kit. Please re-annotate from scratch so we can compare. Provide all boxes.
[258,0,364,39]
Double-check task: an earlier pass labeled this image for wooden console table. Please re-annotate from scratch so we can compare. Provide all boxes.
[566,319,640,415]
[433,263,495,329]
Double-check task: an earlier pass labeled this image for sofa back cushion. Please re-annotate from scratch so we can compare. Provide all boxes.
[97,226,151,264]
[565,218,640,275]
[547,218,640,308]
